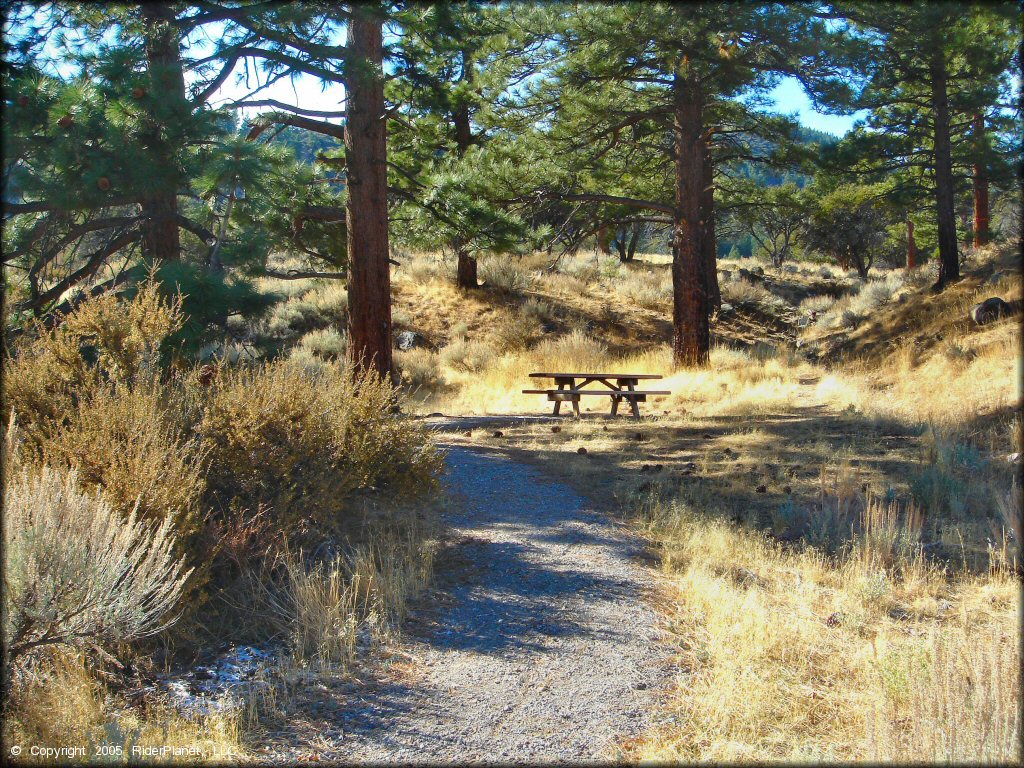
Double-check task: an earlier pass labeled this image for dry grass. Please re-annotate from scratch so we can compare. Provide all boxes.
[630,493,1020,763]
[3,651,244,764]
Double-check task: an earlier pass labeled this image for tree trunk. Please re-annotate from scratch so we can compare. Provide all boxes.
[345,8,393,380]
[701,141,720,310]
[973,113,990,247]
[452,49,478,289]
[140,3,185,264]
[929,44,959,289]
[614,227,629,262]
[906,218,917,269]
[456,249,478,288]
[670,71,710,368]
[626,223,641,261]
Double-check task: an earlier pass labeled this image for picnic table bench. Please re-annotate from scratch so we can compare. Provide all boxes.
[523,372,669,418]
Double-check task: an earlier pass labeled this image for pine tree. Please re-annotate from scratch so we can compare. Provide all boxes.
[820,2,1019,289]
[519,2,821,367]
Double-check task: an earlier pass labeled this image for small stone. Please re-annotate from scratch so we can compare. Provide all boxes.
[603,425,609,431]
[755,485,767,493]
[492,430,503,438]
[702,433,713,439]
[551,425,561,433]
[577,447,588,455]
[463,431,472,437]
[427,412,444,417]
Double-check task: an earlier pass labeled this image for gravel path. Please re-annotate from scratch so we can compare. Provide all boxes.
[321,446,672,764]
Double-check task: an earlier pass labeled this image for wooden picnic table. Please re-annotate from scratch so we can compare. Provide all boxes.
[523,372,669,418]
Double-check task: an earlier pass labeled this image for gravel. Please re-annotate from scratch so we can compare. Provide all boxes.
[318,446,672,764]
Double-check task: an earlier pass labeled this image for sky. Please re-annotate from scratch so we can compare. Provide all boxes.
[14,6,867,138]
[212,70,865,137]
[765,78,864,137]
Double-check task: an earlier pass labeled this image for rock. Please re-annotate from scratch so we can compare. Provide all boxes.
[492,431,504,438]
[396,330,426,350]
[969,296,1011,325]
[577,447,588,455]
[1007,452,1021,465]
[427,412,445,417]
[826,612,843,628]
[463,431,473,437]
[718,302,735,315]
[551,425,561,433]
[783,264,799,274]
[702,433,713,439]
[755,485,767,493]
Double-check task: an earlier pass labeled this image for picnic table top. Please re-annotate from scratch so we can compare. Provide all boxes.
[528,372,663,380]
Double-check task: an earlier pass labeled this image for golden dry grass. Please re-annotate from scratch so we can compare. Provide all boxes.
[3,651,245,764]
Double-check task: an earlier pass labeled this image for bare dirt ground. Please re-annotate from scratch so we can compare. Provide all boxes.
[260,445,673,764]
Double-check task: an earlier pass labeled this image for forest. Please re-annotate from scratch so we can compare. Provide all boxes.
[1,2,1021,764]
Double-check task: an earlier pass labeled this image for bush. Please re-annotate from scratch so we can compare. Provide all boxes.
[440,338,496,373]
[617,271,672,310]
[3,281,206,537]
[396,348,443,390]
[2,453,192,667]
[2,280,182,437]
[493,313,543,352]
[200,359,441,534]
[34,383,207,537]
[479,258,534,295]
[305,283,349,325]
[296,328,348,361]
[520,297,555,324]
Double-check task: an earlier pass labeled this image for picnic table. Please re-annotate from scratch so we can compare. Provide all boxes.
[523,372,669,418]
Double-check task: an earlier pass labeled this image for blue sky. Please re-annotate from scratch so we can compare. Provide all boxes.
[213,70,865,137]
[766,78,864,137]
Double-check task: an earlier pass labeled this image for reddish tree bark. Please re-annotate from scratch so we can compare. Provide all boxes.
[345,8,393,380]
[453,48,479,289]
[906,218,917,269]
[929,44,959,289]
[701,140,720,311]
[140,3,185,264]
[670,70,710,368]
[973,113,990,248]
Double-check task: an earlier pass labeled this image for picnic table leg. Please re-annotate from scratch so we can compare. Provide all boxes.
[610,394,620,416]
[626,381,641,418]
[571,396,581,418]
[553,377,573,417]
